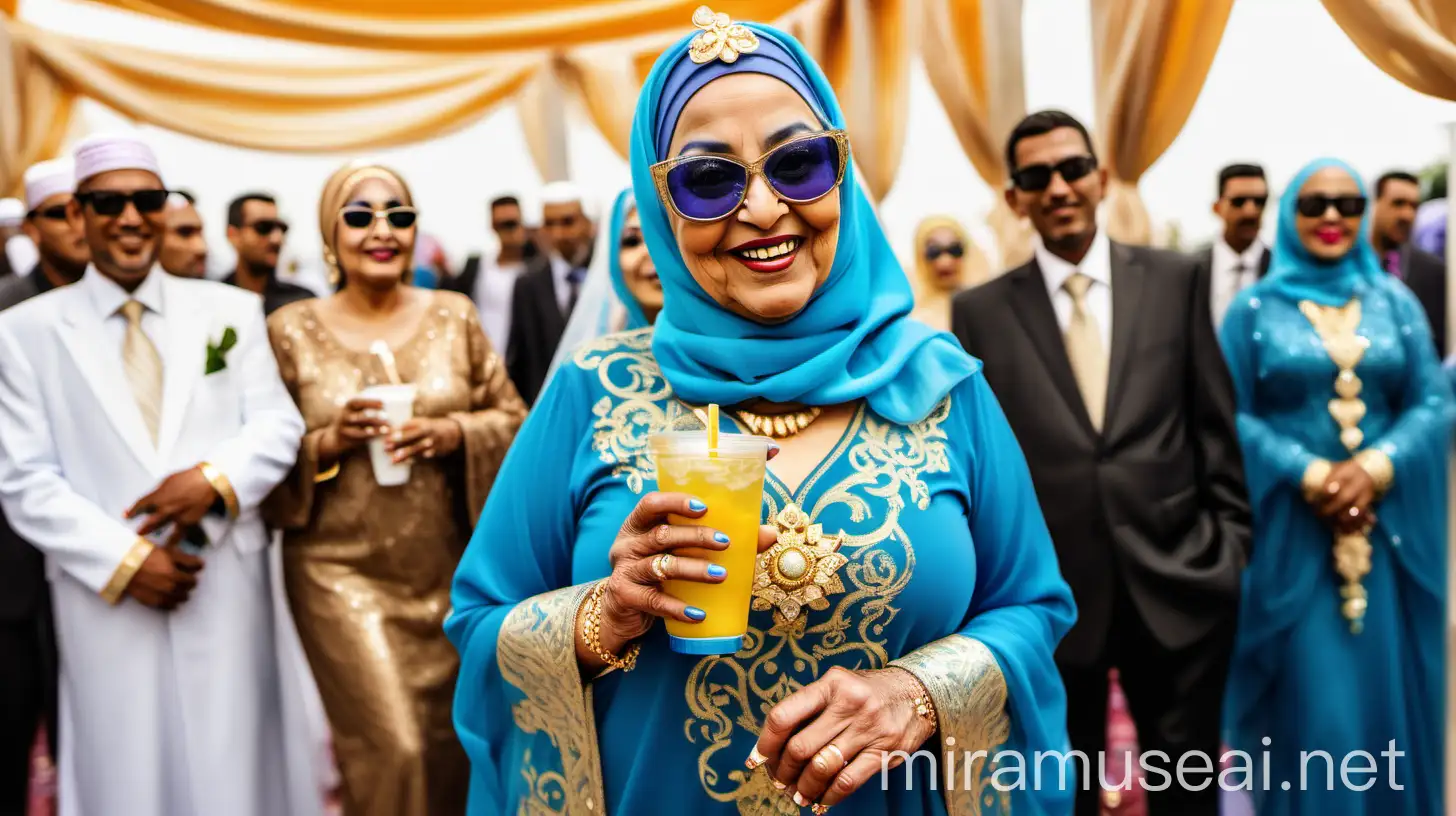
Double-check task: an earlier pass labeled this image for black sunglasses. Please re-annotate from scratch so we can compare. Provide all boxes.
[493,218,522,232]
[925,243,964,261]
[28,204,68,221]
[76,189,169,216]
[1228,195,1268,209]
[1010,155,1098,192]
[247,219,289,236]
[341,206,418,230]
[1296,195,1367,219]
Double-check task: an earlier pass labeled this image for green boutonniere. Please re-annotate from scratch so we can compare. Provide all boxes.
[205,327,238,375]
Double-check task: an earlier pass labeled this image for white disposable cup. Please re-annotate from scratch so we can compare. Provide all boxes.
[359,384,417,487]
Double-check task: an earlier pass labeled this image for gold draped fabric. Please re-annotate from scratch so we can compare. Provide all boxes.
[1090,0,1234,245]
[920,0,1030,270]
[0,18,75,197]
[72,0,808,53]
[1321,0,1456,100]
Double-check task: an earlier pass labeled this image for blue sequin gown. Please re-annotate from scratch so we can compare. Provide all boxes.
[446,330,1077,815]
[1220,282,1453,814]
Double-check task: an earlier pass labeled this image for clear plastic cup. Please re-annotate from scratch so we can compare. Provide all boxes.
[649,431,771,655]
[360,384,417,487]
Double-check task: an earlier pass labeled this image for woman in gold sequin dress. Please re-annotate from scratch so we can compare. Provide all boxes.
[265,161,527,816]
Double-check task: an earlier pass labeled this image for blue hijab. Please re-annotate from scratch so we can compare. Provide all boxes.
[629,23,977,425]
[606,189,651,331]
[1260,157,1387,307]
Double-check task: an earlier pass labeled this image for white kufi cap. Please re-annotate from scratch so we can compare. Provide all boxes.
[0,198,23,228]
[24,158,76,210]
[72,131,164,186]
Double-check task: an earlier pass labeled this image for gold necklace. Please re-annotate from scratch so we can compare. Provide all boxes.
[735,406,824,438]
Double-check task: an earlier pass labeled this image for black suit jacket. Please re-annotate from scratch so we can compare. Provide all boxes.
[505,260,570,405]
[952,242,1252,666]
[1193,244,1270,308]
[1401,247,1446,356]
[0,267,55,621]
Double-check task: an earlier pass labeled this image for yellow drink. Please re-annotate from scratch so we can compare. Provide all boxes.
[651,431,770,655]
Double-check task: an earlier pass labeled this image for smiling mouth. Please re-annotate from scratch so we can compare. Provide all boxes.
[731,237,803,273]
[367,248,398,262]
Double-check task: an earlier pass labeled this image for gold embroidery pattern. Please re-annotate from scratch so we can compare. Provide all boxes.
[498,584,607,815]
[752,503,849,624]
[890,636,1012,815]
[680,400,959,814]
[573,329,688,494]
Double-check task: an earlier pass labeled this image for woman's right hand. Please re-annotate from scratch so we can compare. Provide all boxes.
[591,492,777,659]
[318,397,389,463]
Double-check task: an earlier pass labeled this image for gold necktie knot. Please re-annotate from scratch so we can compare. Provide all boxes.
[120,299,146,323]
[1063,272,1093,301]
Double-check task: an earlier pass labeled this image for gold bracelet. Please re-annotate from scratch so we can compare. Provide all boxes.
[1354,449,1394,497]
[1301,458,1333,503]
[198,461,239,519]
[581,580,641,672]
[911,692,938,733]
[314,461,341,484]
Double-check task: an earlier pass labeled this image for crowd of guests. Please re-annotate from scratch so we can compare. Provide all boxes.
[0,8,1453,816]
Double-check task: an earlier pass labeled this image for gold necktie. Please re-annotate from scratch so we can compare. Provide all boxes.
[1062,272,1108,430]
[120,299,163,445]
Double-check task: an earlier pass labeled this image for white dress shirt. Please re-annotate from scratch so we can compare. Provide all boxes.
[85,263,166,351]
[472,257,525,353]
[1209,238,1265,327]
[1037,229,1113,351]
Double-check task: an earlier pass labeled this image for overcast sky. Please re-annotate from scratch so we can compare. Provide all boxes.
[17,0,1456,279]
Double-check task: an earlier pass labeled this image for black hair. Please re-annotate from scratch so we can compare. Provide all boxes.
[227,192,276,228]
[173,189,197,205]
[490,195,520,211]
[1004,110,1097,174]
[1217,164,1265,197]
[1374,171,1420,199]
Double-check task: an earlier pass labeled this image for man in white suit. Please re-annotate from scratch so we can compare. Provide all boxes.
[0,134,311,815]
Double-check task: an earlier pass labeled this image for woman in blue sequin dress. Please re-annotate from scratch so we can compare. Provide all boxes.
[1220,158,1453,814]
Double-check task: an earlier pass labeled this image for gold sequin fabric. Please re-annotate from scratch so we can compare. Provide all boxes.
[264,290,526,816]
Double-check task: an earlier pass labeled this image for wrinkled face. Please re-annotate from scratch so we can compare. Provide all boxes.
[1295,167,1365,262]
[22,193,89,274]
[663,72,840,323]
[70,169,166,288]
[542,201,594,265]
[1213,176,1268,247]
[159,204,208,278]
[923,226,965,291]
[492,201,527,255]
[1005,127,1106,251]
[1373,177,1420,248]
[228,199,286,271]
[335,177,416,289]
[617,208,660,315]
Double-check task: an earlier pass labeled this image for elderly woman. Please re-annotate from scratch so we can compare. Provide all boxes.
[1220,158,1453,814]
[266,161,527,816]
[909,216,988,332]
[447,11,1074,816]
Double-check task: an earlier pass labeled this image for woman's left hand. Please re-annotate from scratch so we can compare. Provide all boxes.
[748,666,937,812]
[384,417,463,463]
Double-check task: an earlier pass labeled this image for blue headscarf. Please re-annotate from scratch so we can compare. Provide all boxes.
[1260,157,1387,307]
[630,23,977,425]
[605,189,651,331]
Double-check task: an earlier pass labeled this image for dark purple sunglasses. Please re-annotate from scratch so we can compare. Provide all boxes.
[651,130,849,222]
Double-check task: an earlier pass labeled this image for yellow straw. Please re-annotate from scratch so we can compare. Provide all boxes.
[707,403,720,455]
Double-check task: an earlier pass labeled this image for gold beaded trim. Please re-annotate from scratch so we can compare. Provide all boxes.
[735,407,823,438]
[581,580,641,672]
[912,694,938,733]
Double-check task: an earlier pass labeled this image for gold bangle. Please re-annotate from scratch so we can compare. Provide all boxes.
[581,580,641,672]
[198,461,239,519]
[911,693,938,733]
[314,461,341,484]
[1301,458,1333,503]
[100,538,155,605]
[1354,449,1394,497]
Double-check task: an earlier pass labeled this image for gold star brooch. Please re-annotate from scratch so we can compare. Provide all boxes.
[688,6,760,65]
[752,503,848,624]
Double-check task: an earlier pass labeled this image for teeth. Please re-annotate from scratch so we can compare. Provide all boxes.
[741,239,799,261]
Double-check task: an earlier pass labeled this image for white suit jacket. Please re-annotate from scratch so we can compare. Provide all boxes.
[0,267,305,592]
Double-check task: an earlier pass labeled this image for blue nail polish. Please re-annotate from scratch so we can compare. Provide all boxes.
[707,564,727,579]
[685,606,707,621]
[688,499,707,512]
[713,531,730,544]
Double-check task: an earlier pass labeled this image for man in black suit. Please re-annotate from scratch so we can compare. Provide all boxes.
[951,110,1252,816]
[446,195,549,354]
[1371,170,1447,354]
[1197,163,1272,328]
[505,182,596,405]
[222,192,314,315]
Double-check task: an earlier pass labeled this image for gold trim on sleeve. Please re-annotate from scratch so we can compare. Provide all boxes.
[100,537,155,605]
[198,461,239,519]
[1301,458,1333,503]
[1354,448,1394,497]
[890,635,1011,815]
[313,461,341,484]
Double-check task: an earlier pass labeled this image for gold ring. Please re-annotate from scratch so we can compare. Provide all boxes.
[651,553,672,581]
[813,743,845,773]
[811,804,831,815]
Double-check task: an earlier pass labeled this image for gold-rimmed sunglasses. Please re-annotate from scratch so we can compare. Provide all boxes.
[650,129,850,222]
